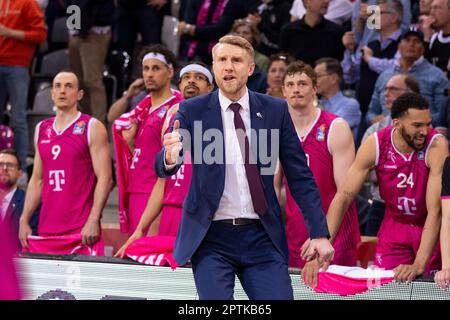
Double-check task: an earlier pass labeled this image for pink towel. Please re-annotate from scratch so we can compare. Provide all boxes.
[310,265,395,296]
[23,234,104,256]
[124,235,179,270]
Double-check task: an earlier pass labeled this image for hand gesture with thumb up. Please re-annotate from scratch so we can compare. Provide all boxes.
[163,120,183,165]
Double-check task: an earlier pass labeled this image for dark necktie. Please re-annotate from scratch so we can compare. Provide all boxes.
[229,103,268,216]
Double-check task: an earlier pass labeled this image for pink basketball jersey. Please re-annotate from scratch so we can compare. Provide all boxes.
[285,110,360,263]
[158,109,192,236]
[37,113,96,235]
[375,126,440,226]
[127,94,183,193]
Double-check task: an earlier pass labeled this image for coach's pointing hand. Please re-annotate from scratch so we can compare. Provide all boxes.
[163,120,183,165]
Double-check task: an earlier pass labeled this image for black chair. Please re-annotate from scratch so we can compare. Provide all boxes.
[50,16,69,45]
[27,87,56,156]
[27,75,53,110]
[40,49,70,76]
[105,50,131,99]
[103,72,117,111]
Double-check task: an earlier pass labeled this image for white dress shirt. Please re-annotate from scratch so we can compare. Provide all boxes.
[0,187,17,221]
[213,89,260,221]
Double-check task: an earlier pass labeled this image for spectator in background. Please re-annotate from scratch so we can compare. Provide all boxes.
[315,57,361,140]
[351,0,411,50]
[115,0,170,58]
[245,0,292,56]
[247,63,268,94]
[0,0,47,185]
[44,0,67,52]
[66,0,114,124]
[178,0,260,65]
[231,19,270,73]
[415,0,434,27]
[423,0,450,77]
[279,0,345,66]
[0,149,39,250]
[19,71,113,254]
[362,74,420,236]
[290,0,353,26]
[178,0,231,65]
[435,95,450,140]
[266,53,295,99]
[229,22,268,94]
[366,29,449,125]
[342,0,403,115]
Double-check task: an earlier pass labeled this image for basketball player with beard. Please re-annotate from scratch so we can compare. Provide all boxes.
[304,92,448,286]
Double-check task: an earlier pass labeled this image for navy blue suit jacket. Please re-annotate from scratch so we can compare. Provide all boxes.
[3,188,40,249]
[155,90,329,265]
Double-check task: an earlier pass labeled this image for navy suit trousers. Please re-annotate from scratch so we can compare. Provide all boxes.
[191,220,294,300]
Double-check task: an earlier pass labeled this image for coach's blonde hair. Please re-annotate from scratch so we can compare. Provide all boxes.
[212,35,255,62]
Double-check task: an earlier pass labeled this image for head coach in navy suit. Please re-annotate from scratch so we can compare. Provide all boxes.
[155,35,334,300]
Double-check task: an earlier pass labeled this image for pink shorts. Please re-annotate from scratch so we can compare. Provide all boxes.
[158,206,182,237]
[375,216,441,275]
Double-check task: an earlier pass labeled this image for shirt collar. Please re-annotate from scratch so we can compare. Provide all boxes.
[219,88,250,112]
[321,91,343,106]
[379,28,402,43]
[394,56,425,71]
[299,16,325,29]
[2,187,17,206]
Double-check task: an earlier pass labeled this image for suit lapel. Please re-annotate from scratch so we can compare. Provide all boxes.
[205,91,225,178]
[4,189,20,224]
[206,91,224,134]
[249,91,266,166]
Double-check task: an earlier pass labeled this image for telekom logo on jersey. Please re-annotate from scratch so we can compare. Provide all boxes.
[397,197,417,216]
[49,170,66,192]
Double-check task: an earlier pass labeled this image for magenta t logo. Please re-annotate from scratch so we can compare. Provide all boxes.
[49,170,66,192]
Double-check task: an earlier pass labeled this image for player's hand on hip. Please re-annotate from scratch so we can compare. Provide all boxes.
[393,264,424,283]
[304,237,334,269]
[114,229,144,259]
[435,269,450,290]
[18,220,32,249]
[81,217,101,246]
[163,120,183,165]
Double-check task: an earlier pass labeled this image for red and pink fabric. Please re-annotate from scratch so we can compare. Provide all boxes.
[23,234,104,256]
[124,235,179,270]
[310,265,395,296]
